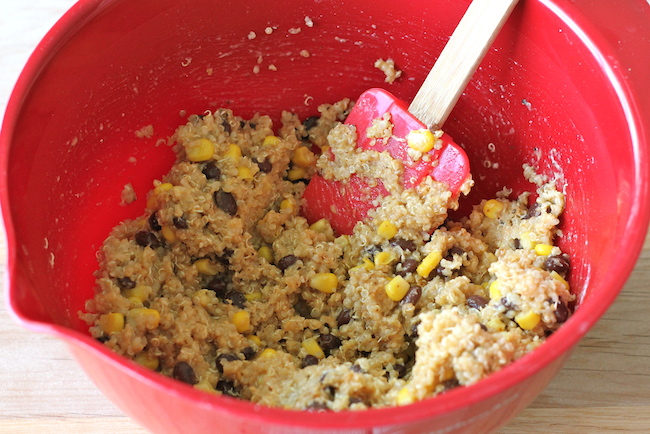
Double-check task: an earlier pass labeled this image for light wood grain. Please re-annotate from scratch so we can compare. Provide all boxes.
[409,0,519,129]
[1,2,649,433]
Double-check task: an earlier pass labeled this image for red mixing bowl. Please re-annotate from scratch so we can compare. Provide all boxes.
[2,0,649,432]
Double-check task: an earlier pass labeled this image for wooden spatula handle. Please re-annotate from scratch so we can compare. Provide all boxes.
[408,0,520,129]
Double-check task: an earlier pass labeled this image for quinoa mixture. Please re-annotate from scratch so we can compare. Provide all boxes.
[83,99,573,410]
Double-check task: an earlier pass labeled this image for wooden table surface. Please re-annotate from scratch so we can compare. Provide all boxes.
[1,2,649,433]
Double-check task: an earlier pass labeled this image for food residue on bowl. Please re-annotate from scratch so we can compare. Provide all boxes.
[374,58,403,84]
[82,99,573,411]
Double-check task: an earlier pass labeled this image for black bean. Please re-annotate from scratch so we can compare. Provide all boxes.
[215,379,238,397]
[214,190,237,216]
[255,158,272,173]
[513,238,522,249]
[544,254,570,275]
[301,354,319,368]
[148,212,161,231]
[554,301,570,323]
[523,202,541,219]
[117,277,136,290]
[221,119,232,134]
[445,245,465,259]
[173,216,189,229]
[224,290,246,309]
[302,116,319,131]
[350,364,364,373]
[203,161,222,180]
[216,353,238,373]
[242,347,256,360]
[396,259,419,277]
[206,275,228,298]
[467,295,489,310]
[441,378,460,392]
[410,322,420,339]
[294,298,312,318]
[319,334,341,352]
[336,309,352,327]
[325,385,336,398]
[277,254,299,271]
[172,362,197,385]
[390,238,417,252]
[306,401,329,412]
[135,231,160,249]
[500,297,517,311]
[400,286,422,306]
[394,363,407,378]
[434,263,448,279]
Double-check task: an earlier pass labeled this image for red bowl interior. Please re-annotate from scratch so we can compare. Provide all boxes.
[2,0,649,432]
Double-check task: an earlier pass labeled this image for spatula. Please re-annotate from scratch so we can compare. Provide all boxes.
[301,0,520,235]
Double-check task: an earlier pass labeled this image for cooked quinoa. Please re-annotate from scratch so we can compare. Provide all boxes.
[82,98,573,410]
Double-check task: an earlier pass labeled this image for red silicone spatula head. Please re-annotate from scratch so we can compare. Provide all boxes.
[301,89,470,235]
[302,0,519,235]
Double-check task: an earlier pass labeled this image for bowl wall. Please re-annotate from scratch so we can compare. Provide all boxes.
[3,0,649,432]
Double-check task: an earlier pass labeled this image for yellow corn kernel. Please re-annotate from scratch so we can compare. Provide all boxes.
[292,146,317,167]
[374,251,395,267]
[489,280,503,300]
[515,311,541,330]
[483,199,504,219]
[550,270,569,289]
[385,275,410,302]
[397,386,415,406]
[126,308,160,329]
[280,198,294,212]
[258,348,277,358]
[287,167,307,181]
[161,225,177,244]
[362,257,375,270]
[186,138,215,162]
[123,285,150,303]
[320,145,331,155]
[194,381,217,394]
[155,182,174,193]
[310,273,338,294]
[247,335,262,347]
[232,310,251,333]
[407,129,436,153]
[146,182,173,209]
[437,366,456,385]
[309,218,330,233]
[193,289,214,307]
[244,291,262,302]
[302,337,325,360]
[263,135,281,146]
[519,232,536,250]
[377,220,398,239]
[487,317,506,332]
[258,246,274,264]
[195,258,219,275]
[237,166,254,180]
[224,144,242,160]
[135,352,159,371]
[127,296,143,307]
[98,312,124,335]
[534,243,554,256]
[416,251,443,278]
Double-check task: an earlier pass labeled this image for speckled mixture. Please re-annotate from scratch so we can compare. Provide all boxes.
[82,99,573,411]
